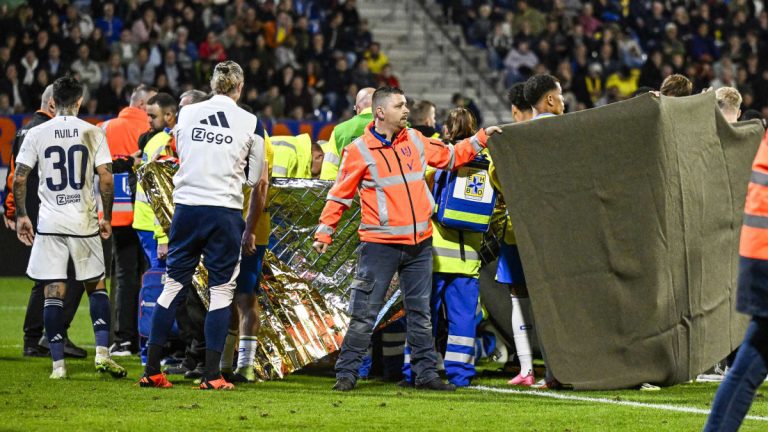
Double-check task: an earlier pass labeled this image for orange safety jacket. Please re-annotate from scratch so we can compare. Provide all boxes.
[741,131,768,260]
[315,122,488,245]
[98,106,150,226]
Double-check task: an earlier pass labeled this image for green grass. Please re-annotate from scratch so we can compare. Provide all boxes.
[0,276,766,431]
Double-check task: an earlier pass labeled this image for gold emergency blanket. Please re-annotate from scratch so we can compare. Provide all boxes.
[138,165,505,380]
[137,161,209,308]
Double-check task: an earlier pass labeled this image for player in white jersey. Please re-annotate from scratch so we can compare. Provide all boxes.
[13,76,126,379]
[139,61,266,390]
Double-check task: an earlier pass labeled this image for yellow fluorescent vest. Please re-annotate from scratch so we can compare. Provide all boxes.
[488,162,517,245]
[426,162,483,277]
[243,132,274,246]
[133,130,172,244]
[319,140,340,180]
[271,133,313,179]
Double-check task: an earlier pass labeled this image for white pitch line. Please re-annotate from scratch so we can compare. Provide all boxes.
[470,385,768,422]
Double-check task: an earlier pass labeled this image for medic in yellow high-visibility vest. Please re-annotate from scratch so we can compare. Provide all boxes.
[271,133,324,179]
[402,107,485,388]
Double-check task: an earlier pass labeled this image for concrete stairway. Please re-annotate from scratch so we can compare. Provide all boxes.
[356,0,512,125]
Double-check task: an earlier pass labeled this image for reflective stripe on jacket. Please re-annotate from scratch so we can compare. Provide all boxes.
[271,134,313,178]
[132,131,172,244]
[432,221,482,277]
[99,106,150,226]
[741,131,768,259]
[319,140,340,180]
[315,122,488,245]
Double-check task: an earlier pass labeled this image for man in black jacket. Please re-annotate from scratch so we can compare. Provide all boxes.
[2,85,86,358]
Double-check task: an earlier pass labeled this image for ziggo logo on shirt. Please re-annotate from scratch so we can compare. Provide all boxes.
[191,128,234,145]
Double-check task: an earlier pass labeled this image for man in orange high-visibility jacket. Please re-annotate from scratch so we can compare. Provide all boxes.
[99,84,156,356]
[706,130,768,431]
[313,86,502,392]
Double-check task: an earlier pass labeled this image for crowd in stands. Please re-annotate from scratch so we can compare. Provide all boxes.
[0,0,400,122]
[451,0,768,116]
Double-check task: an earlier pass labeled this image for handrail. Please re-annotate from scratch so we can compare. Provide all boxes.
[410,0,508,124]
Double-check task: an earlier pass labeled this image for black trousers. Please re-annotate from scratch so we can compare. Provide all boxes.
[111,226,147,348]
[23,260,84,348]
[177,286,207,370]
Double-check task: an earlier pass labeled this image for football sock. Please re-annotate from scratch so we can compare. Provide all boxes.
[89,290,110,349]
[511,295,533,376]
[237,336,258,369]
[220,329,238,371]
[43,298,66,362]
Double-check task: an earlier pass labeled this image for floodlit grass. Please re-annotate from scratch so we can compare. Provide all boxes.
[0,276,766,431]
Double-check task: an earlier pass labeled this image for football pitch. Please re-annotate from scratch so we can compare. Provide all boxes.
[0,277,766,431]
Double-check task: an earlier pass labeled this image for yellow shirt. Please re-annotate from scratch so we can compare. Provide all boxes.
[243,133,274,246]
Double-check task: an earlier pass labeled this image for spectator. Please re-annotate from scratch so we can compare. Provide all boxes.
[34,31,50,60]
[284,75,314,119]
[378,64,400,88]
[64,4,94,38]
[0,93,12,115]
[468,4,493,47]
[690,22,719,63]
[97,73,129,114]
[44,45,67,80]
[662,23,686,61]
[19,49,38,86]
[155,50,185,95]
[28,68,50,110]
[244,58,270,93]
[264,11,293,50]
[352,19,373,58]
[88,27,110,63]
[101,52,125,86]
[169,27,198,74]
[258,85,285,118]
[504,40,539,85]
[639,50,664,89]
[126,46,155,86]
[219,24,239,50]
[0,64,29,112]
[132,8,159,45]
[352,59,376,89]
[364,41,388,74]
[578,2,601,38]
[71,44,102,91]
[227,34,253,68]
[605,66,640,101]
[488,22,514,70]
[112,29,137,66]
[95,2,123,45]
[515,0,546,36]
[198,31,227,63]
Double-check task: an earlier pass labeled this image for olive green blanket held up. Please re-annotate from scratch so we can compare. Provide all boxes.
[488,92,763,390]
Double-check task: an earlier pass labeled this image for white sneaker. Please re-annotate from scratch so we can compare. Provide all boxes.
[50,366,68,379]
[109,342,134,357]
[638,383,661,391]
[696,363,728,383]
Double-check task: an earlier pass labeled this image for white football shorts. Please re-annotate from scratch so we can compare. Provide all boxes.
[27,234,105,282]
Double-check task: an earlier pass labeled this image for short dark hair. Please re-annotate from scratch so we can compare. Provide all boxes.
[147,92,177,113]
[660,74,692,97]
[372,86,405,111]
[507,82,531,111]
[410,100,436,125]
[52,75,84,109]
[523,74,559,106]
